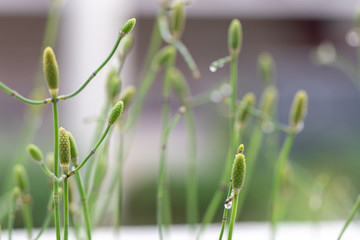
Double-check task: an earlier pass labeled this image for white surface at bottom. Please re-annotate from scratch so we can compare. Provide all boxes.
[2,221,359,240]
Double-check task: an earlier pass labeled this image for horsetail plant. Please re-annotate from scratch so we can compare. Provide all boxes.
[0,18,135,239]
[200,19,242,233]
[270,90,308,240]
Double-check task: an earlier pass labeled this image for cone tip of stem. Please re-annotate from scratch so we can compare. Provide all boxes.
[121,18,136,34]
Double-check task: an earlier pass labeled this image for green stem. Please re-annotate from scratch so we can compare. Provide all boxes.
[157,107,185,240]
[74,170,92,240]
[85,102,111,185]
[22,201,33,239]
[115,133,125,229]
[270,132,295,240]
[143,17,162,73]
[66,125,111,179]
[0,82,51,105]
[337,194,360,240]
[63,178,69,240]
[227,194,239,240]
[200,52,238,234]
[52,100,61,240]
[57,32,126,101]
[160,50,176,229]
[184,105,198,225]
[219,183,233,240]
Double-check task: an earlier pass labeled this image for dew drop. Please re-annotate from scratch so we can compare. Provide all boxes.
[224,201,232,209]
[315,41,336,64]
[209,65,217,72]
[295,122,304,133]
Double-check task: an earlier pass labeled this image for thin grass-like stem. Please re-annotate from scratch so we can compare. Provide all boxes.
[270,132,295,240]
[7,191,17,240]
[227,194,239,240]
[337,194,360,240]
[58,32,127,101]
[0,82,51,105]
[157,107,186,240]
[74,169,92,240]
[52,100,61,240]
[40,163,65,182]
[66,125,111,179]
[219,183,233,240]
[21,200,33,239]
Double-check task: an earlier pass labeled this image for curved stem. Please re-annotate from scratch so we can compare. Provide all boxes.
[52,100,61,240]
[0,82,51,105]
[58,32,125,101]
[66,125,111,179]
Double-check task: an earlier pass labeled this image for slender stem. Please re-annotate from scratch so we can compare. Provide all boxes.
[58,32,126,101]
[63,178,69,240]
[173,41,200,79]
[115,133,125,229]
[219,183,233,240]
[227,194,239,240]
[52,100,61,240]
[161,50,176,229]
[184,104,198,225]
[74,170,92,240]
[22,201,33,239]
[270,132,295,240]
[124,63,159,130]
[85,102,111,185]
[0,82,51,105]
[66,125,111,179]
[143,17,162,73]
[200,52,239,233]
[337,194,360,240]
[157,107,185,240]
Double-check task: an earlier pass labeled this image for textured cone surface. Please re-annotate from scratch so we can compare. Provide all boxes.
[27,144,43,162]
[231,153,246,192]
[43,47,59,91]
[109,101,124,124]
[258,52,275,84]
[228,19,242,54]
[59,127,71,172]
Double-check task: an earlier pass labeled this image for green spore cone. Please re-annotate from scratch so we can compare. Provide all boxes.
[121,18,136,35]
[13,165,29,192]
[228,19,242,54]
[171,1,186,39]
[43,47,59,97]
[231,152,246,193]
[67,132,78,164]
[290,90,308,128]
[109,101,124,124]
[27,144,43,163]
[120,86,136,108]
[106,68,121,102]
[59,127,71,173]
